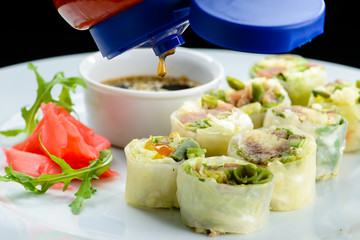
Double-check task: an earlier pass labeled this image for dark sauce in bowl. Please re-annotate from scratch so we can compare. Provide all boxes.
[101,75,200,92]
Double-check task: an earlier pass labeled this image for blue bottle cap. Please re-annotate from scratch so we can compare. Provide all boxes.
[190,0,325,53]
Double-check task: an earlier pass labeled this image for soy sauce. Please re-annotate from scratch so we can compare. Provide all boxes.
[102,75,200,92]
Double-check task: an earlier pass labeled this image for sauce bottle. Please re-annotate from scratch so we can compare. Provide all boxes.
[53,0,190,60]
[54,0,189,77]
[53,0,326,60]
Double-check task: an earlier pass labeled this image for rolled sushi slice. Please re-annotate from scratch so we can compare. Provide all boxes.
[308,79,360,152]
[170,97,253,156]
[263,106,347,181]
[177,156,274,236]
[250,54,326,106]
[124,132,206,208]
[213,77,291,128]
[228,125,317,211]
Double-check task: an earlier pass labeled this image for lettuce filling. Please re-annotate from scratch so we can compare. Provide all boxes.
[186,162,273,185]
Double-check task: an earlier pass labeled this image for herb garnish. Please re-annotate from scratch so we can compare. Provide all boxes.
[0,135,113,214]
[0,63,86,137]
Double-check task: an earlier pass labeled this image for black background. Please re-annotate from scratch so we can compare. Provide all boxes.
[0,1,358,69]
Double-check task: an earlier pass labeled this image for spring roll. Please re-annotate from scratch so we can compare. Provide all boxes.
[170,97,253,156]
[228,125,317,211]
[250,54,326,106]
[177,156,274,236]
[308,79,360,152]
[124,132,206,208]
[213,77,291,128]
[263,106,347,181]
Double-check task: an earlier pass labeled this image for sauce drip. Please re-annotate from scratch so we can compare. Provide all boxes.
[157,48,175,78]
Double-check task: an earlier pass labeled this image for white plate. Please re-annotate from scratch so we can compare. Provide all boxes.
[1,49,360,240]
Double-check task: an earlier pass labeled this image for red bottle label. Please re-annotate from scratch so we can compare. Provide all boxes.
[53,0,144,30]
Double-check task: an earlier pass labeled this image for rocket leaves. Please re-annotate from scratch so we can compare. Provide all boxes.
[0,63,86,137]
[0,65,116,215]
[0,135,113,214]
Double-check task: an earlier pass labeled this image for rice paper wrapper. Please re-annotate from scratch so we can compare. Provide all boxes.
[246,111,264,129]
[263,107,347,180]
[317,104,360,153]
[245,78,291,129]
[226,78,291,129]
[277,68,326,106]
[314,123,347,180]
[170,101,253,156]
[124,139,179,208]
[238,102,280,129]
[266,151,316,211]
[308,80,360,152]
[170,114,231,156]
[337,105,360,152]
[250,54,326,106]
[228,125,317,211]
[176,156,274,234]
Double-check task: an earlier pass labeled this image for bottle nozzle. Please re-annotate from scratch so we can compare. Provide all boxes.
[152,34,185,56]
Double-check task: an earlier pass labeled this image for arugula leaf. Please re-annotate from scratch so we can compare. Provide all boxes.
[0,136,113,215]
[0,63,86,137]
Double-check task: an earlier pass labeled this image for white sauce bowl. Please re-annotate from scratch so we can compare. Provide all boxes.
[79,47,224,147]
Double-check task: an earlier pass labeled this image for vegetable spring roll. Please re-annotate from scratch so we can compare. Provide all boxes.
[263,106,347,181]
[308,79,360,152]
[124,132,206,208]
[177,156,274,236]
[250,54,326,106]
[228,125,317,211]
[170,97,253,156]
[211,77,291,128]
